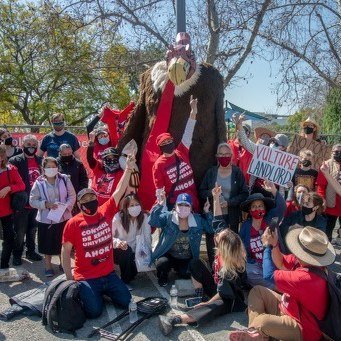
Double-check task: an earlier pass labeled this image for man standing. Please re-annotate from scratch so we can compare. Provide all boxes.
[57,144,88,195]
[61,156,135,318]
[38,113,81,159]
[9,134,43,265]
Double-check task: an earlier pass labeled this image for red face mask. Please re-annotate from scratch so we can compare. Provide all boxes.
[250,209,266,219]
[217,156,231,167]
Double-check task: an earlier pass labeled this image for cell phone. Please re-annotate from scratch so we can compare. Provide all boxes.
[185,297,202,308]
[269,217,279,233]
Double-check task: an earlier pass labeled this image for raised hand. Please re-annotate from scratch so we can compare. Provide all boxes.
[156,187,166,206]
[203,197,210,213]
[262,179,277,196]
[125,154,136,170]
[231,113,245,130]
[212,182,222,198]
[98,103,111,118]
[89,131,96,143]
[189,95,198,119]
[320,162,330,175]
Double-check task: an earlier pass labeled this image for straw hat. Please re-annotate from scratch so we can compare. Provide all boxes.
[254,127,275,140]
[286,225,336,266]
[301,117,320,130]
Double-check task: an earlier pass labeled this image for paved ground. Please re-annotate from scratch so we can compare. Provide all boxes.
[0,240,340,341]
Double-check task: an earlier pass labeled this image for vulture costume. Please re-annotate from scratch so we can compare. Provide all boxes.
[119,33,227,209]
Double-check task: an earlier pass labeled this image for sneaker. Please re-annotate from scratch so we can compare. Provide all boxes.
[229,328,269,341]
[158,315,174,336]
[45,269,55,277]
[158,278,168,287]
[12,257,22,266]
[26,252,43,261]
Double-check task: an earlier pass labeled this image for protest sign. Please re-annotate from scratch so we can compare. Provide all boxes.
[247,144,300,188]
[287,134,332,170]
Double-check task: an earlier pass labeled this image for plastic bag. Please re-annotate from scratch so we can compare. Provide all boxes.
[135,234,155,272]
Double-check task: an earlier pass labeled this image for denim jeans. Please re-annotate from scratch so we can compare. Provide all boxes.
[79,271,131,318]
[13,208,38,258]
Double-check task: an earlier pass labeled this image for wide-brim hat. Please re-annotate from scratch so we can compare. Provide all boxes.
[286,225,336,267]
[254,127,275,140]
[240,193,275,212]
[301,117,320,130]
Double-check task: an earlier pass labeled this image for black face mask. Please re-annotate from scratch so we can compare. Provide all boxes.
[301,159,312,167]
[160,142,175,154]
[80,199,98,215]
[4,137,13,146]
[60,155,73,163]
[23,146,37,156]
[303,126,314,135]
[301,205,315,215]
[103,158,120,173]
[333,152,341,163]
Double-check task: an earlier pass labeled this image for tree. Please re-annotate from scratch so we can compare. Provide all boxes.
[323,87,341,134]
[0,1,134,127]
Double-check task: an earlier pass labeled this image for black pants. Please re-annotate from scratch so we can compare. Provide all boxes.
[156,253,191,281]
[114,246,137,283]
[13,208,37,258]
[325,214,341,241]
[0,214,15,269]
[205,233,215,269]
[189,258,217,298]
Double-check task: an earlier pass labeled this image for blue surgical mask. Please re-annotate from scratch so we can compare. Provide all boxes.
[98,137,110,146]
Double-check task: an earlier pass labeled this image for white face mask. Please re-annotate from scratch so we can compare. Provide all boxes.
[44,167,58,178]
[128,205,141,217]
[176,205,191,218]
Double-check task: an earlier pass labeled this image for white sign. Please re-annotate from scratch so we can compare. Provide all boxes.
[247,145,300,188]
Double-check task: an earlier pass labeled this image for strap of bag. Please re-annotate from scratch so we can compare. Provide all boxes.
[166,154,181,207]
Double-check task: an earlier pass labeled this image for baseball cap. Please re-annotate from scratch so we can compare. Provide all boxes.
[270,134,289,148]
[77,188,96,202]
[175,193,192,206]
[156,133,173,146]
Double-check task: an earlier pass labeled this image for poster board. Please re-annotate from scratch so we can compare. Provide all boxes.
[287,134,332,170]
[247,144,300,188]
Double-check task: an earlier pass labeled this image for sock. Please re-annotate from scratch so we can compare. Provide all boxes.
[172,315,182,325]
[195,287,204,297]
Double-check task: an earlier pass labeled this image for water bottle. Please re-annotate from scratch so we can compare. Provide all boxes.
[170,284,178,309]
[129,298,138,324]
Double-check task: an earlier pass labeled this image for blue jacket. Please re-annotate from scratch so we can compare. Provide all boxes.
[149,204,214,264]
[239,192,286,264]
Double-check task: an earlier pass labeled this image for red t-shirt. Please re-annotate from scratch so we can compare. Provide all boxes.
[274,254,329,341]
[285,200,299,217]
[316,170,341,216]
[62,197,118,281]
[26,158,41,209]
[152,143,199,211]
[249,222,266,263]
[90,164,123,206]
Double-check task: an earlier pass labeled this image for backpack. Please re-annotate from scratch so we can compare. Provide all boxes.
[309,267,341,341]
[42,279,86,335]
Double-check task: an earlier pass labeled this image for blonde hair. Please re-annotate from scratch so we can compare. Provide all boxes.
[216,142,232,155]
[217,229,246,280]
[299,149,313,158]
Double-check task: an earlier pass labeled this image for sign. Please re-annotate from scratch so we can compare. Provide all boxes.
[247,144,300,188]
[287,134,332,170]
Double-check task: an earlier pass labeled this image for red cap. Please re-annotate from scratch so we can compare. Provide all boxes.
[156,133,173,146]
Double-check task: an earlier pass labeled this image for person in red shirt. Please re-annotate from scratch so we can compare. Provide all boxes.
[230,225,334,341]
[285,184,309,217]
[0,145,25,269]
[61,155,135,318]
[9,134,43,266]
[152,95,199,212]
[316,144,341,242]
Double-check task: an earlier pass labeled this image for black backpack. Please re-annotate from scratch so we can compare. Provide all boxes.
[42,279,86,335]
[309,267,341,341]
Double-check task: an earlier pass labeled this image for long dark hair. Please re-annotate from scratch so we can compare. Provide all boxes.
[120,193,145,233]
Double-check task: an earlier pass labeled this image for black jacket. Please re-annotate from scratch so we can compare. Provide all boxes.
[9,153,43,196]
[56,157,89,194]
[199,165,248,227]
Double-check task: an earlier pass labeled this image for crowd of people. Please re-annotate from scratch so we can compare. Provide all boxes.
[0,99,340,341]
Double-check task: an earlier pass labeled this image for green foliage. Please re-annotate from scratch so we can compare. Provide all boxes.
[323,87,341,134]
[0,1,163,127]
[284,108,321,133]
